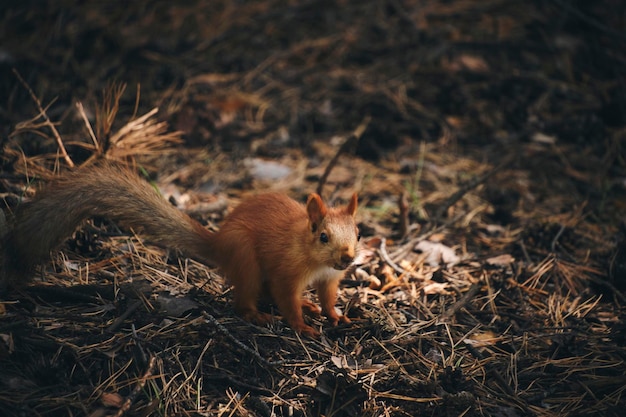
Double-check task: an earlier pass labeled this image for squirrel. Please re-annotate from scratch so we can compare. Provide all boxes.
[1,162,360,337]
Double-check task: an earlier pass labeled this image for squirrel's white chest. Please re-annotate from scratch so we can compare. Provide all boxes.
[307,265,341,285]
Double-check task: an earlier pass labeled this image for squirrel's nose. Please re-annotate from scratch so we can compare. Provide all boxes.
[341,254,354,265]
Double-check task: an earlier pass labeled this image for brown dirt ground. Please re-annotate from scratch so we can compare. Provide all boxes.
[1,1,625,416]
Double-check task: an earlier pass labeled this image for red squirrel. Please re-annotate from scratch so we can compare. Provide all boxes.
[1,162,360,337]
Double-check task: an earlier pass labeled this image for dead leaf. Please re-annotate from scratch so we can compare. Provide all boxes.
[100,391,124,408]
[330,355,359,371]
[464,330,500,347]
[415,241,460,267]
[486,254,515,266]
[422,282,451,295]
[158,293,199,317]
[244,158,292,181]
[443,54,489,72]
[531,132,557,144]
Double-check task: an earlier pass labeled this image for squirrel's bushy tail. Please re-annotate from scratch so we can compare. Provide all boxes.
[1,163,215,288]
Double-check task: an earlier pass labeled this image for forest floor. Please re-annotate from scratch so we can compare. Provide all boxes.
[1,1,625,416]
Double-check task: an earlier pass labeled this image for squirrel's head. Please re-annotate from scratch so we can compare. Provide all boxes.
[306,193,360,270]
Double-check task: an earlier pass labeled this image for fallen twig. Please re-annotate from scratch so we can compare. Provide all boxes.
[439,282,482,321]
[433,154,515,222]
[113,355,158,417]
[316,116,370,196]
[13,69,74,168]
[108,300,143,333]
[398,192,410,239]
[76,101,100,153]
[202,311,286,367]
[378,237,418,278]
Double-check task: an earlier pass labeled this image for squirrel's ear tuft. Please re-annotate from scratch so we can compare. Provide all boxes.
[346,193,358,217]
[307,193,327,226]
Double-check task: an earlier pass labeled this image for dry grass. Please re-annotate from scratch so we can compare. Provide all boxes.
[1,1,625,416]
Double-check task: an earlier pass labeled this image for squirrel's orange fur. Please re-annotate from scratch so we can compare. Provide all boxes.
[1,163,359,337]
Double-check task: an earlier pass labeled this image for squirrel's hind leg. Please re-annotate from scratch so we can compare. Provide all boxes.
[223,255,273,325]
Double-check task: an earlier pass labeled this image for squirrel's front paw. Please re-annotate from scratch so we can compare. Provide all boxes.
[301,299,322,317]
[327,314,351,327]
[292,322,320,338]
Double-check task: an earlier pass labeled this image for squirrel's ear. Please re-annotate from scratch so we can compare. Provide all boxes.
[307,193,327,229]
[346,193,358,217]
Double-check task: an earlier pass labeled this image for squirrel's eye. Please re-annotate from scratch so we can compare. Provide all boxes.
[357,233,361,241]
[320,232,329,243]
